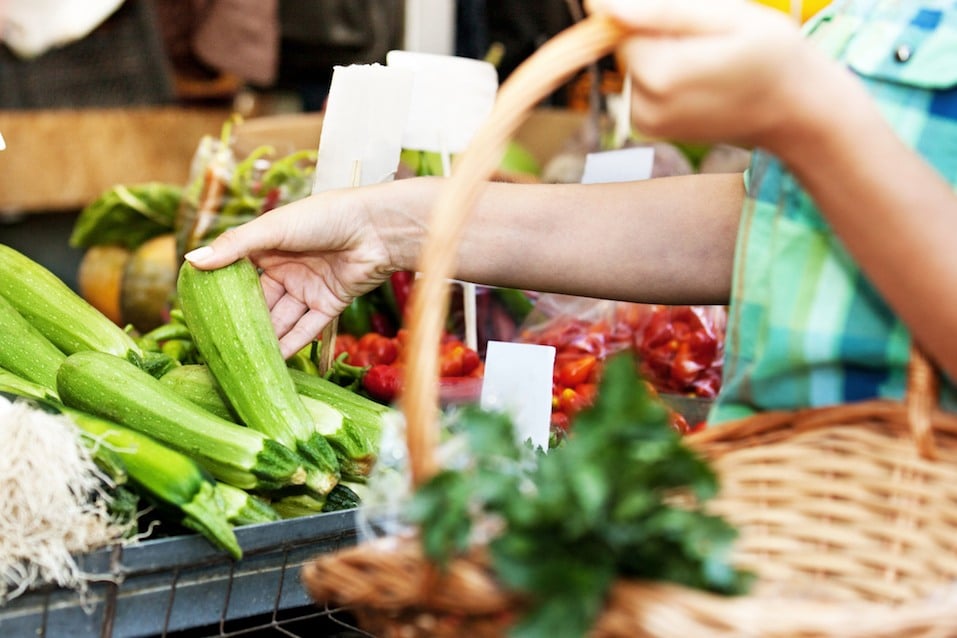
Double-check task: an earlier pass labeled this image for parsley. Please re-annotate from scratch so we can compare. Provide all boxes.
[408,352,752,638]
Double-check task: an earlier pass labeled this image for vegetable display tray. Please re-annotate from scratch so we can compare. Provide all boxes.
[0,509,359,637]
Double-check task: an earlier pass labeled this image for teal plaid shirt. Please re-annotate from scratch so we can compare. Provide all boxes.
[711,0,957,423]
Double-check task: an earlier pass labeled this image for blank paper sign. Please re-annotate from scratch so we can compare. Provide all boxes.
[480,340,556,450]
[581,145,655,184]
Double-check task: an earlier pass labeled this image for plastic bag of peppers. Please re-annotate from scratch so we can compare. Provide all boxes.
[515,297,727,441]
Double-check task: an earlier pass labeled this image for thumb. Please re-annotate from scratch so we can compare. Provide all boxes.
[587,0,746,34]
[183,217,267,270]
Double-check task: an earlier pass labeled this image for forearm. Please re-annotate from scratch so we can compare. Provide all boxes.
[376,173,743,305]
[771,63,957,379]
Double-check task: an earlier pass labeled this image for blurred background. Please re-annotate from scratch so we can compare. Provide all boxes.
[0,0,592,290]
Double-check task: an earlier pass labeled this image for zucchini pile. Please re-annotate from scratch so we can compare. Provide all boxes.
[0,243,390,559]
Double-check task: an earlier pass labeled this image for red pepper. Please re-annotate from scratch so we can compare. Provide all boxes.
[555,354,598,388]
[439,340,481,377]
[261,187,282,213]
[369,312,396,338]
[350,332,398,367]
[389,271,415,319]
[362,364,402,403]
[333,333,358,362]
[557,386,590,417]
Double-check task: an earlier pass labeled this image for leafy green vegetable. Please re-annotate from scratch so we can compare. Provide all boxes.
[70,182,182,249]
[408,352,751,638]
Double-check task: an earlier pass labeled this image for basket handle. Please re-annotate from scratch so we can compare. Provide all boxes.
[400,15,628,486]
[907,346,939,459]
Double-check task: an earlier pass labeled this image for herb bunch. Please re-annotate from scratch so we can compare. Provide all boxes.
[407,352,751,638]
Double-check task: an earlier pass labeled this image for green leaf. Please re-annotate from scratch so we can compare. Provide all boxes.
[406,471,474,566]
[71,183,182,249]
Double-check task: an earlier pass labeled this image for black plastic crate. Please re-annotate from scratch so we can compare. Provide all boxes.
[0,509,361,637]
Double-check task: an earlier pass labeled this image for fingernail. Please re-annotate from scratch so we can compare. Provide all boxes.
[184,245,214,264]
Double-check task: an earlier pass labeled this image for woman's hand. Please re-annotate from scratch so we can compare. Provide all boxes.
[184,187,396,358]
[588,0,846,152]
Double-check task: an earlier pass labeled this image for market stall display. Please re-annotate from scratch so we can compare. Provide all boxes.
[0,241,397,638]
[0,6,851,632]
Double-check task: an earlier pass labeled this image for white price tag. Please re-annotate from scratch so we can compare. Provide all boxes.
[581,146,655,184]
[386,50,498,154]
[480,341,556,450]
[312,64,414,194]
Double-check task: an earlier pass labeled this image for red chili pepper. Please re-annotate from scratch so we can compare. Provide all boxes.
[557,386,590,417]
[575,382,598,404]
[362,364,402,403]
[261,187,282,213]
[555,354,598,388]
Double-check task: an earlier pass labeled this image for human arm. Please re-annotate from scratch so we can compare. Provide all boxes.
[590,0,957,381]
[185,173,743,357]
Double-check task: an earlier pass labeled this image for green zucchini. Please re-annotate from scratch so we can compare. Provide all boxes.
[288,367,389,440]
[0,243,141,358]
[0,296,65,394]
[161,363,380,480]
[158,363,237,421]
[65,406,243,559]
[0,367,58,404]
[0,368,242,558]
[270,482,362,519]
[0,243,175,377]
[176,259,340,493]
[56,350,308,492]
[215,482,281,526]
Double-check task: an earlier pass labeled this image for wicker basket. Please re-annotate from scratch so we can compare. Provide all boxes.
[302,15,957,638]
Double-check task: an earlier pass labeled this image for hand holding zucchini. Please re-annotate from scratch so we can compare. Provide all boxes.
[177,259,340,494]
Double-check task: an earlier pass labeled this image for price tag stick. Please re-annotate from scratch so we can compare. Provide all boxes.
[318,160,363,375]
[310,64,413,375]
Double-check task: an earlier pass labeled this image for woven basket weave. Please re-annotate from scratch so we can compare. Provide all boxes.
[302,15,957,637]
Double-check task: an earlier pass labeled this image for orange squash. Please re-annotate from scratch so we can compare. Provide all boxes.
[77,244,131,326]
[78,233,178,332]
